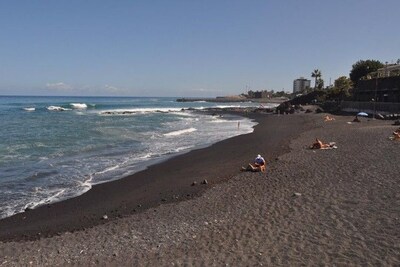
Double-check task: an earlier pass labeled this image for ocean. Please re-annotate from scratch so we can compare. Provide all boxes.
[0,96,276,219]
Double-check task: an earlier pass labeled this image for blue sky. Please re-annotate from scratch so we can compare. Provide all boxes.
[1,0,399,97]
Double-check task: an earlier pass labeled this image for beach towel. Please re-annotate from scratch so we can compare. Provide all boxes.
[320,142,338,149]
[309,142,337,150]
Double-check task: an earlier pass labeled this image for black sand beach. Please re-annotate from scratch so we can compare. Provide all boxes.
[1,112,399,266]
[0,112,313,241]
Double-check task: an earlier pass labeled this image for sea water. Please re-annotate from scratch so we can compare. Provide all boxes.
[0,96,275,219]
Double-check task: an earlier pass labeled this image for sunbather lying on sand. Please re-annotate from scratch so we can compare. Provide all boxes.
[309,138,337,149]
[390,128,400,140]
[241,154,266,172]
[324,115,335,121]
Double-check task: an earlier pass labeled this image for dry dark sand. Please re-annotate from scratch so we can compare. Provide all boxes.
[0,112,309,241]
[1,113,400,266]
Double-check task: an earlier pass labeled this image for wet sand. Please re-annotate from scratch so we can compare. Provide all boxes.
[1,113,399,266]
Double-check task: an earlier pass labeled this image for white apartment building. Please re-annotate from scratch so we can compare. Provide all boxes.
[377,64,400,77]
[293,77,311,93]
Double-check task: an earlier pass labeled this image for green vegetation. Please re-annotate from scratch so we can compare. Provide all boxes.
[349,60,384,87]
[242,89,291,99]
[271,90,291,98]
[292,59,391,102]
[329,76,353,100]
[244,58,395,104]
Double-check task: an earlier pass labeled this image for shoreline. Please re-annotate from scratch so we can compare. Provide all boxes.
[0,110,311,242]
[1,113,399,265]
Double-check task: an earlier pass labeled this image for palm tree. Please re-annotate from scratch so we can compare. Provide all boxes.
[311,69,322,90]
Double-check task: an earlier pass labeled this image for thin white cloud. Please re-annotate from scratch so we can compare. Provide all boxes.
[103,84,131,95]
[104,84,121,92]
[44,82,129,96]
[46,82,74,91]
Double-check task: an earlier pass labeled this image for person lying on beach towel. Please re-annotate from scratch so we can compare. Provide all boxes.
[241,154,266,172]
[309,138,337,149]
[389,128,400,140]
[324,115,335,121]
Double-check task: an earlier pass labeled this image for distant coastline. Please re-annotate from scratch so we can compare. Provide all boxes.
[176,96,288,103]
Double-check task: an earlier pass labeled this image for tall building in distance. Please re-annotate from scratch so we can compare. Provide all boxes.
[293,77,311,93]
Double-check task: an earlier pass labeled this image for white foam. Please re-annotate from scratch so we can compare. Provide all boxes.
[207,103,279,109]
[23,107,35,111]
[214,104,242,109]
[100,107,185,115]
[210,119,229,123]
[0,204,22,219]
[70,103,88,109]
[80,175,94,191]
[95,164,120,175]
[163,127,197,136]
[23,188,66,210]
[173,145,194,152]
[139,153,153,159]
[47,106,71,111]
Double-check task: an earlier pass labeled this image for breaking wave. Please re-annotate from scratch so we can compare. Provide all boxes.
[163,128,197,136]
[70,103,88,109]
[47,106,71,111]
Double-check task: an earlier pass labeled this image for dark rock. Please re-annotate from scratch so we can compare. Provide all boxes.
[201,179,208,185]
[191,181,197,186]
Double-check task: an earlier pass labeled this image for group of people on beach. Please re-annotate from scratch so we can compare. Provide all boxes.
[241,137,338,173]
[241,114,399,174]
[241,115,334,173]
